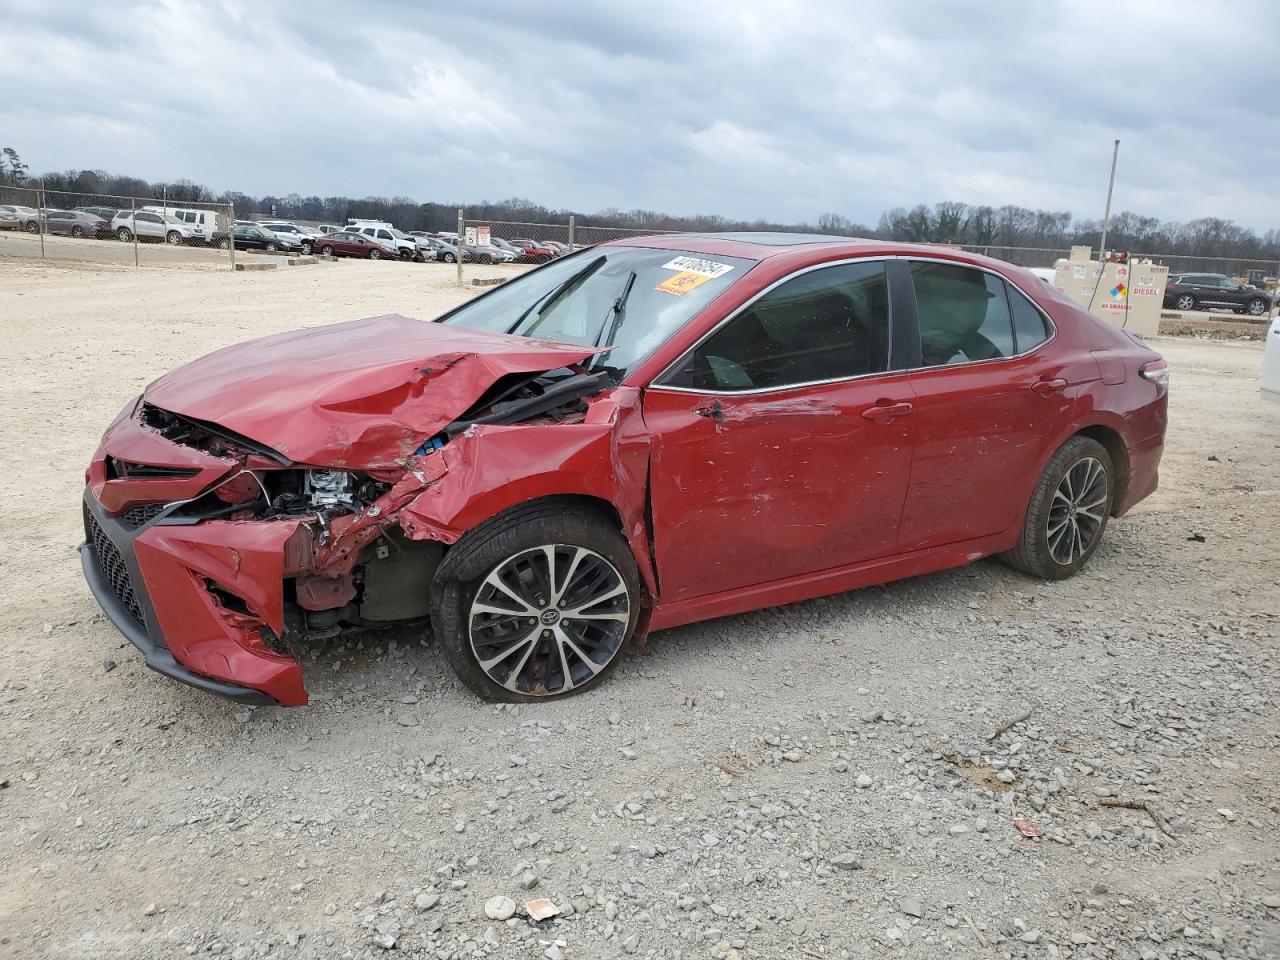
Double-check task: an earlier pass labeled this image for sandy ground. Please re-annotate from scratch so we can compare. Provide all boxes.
[0,258,1277,959]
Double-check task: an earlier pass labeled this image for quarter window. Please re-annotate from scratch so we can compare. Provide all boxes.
[1007,283,1051,353]
[664,261,890,391]
[910,262,1014,366]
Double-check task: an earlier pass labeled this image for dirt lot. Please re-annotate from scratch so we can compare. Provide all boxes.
[1,258,1277,960]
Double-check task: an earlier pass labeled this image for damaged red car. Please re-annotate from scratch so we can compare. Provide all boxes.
[81,233,1168,706]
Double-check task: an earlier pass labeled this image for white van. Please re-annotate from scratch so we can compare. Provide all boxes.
[140,206,226,244]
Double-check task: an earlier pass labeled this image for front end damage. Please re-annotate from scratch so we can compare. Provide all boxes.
[80,316,653,706]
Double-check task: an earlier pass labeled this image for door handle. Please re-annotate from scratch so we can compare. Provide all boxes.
[1030,378,1068,396]
[861,401,913,420]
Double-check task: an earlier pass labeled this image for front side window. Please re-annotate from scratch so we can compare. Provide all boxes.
[911,262,1014,366]
[663,261,890,391]
[442,246,753,378]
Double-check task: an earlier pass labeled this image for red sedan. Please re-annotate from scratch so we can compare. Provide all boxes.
[511,238,559,262]
[313,230,397,259]
[81,233,1167,706]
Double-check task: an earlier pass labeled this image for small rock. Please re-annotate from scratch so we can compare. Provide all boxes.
[414,893,440,911]
[1262,894,1280,909]
[831,854,863,871]
[900,899,924,919]
[143,903,158,916]
[948,824,970,835]
[323,903,337,916]
[102,659,117,673]
[855,774,873,789]
[373,933,396,949]
[1019,930,1042,944]
[484,896,516,921]
[519,870,539,890]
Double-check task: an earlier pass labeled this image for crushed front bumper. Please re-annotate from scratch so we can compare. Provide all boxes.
[80,488,307,706]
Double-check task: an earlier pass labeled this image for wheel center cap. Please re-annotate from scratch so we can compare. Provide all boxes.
[540,609,561,626]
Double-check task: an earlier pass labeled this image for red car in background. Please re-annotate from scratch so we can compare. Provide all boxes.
[314,230,397,260]
[511,238,559,262]
[81,233,1167,707]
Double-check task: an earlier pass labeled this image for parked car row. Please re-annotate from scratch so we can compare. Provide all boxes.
[0,204,578,264]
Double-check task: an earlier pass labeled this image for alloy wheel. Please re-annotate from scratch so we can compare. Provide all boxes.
[1247,299,1267,316]
[468,544,630,696]
[1046,456,1108,566]
[1175,294,1195,310]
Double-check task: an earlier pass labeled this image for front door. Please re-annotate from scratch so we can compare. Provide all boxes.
[643,260,916,604]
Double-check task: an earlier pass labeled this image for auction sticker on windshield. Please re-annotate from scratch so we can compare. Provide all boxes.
[656,271,713,295]
[660,256,735,278]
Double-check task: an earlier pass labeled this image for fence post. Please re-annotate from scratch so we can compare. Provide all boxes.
[456,207,464,286]
[568,214,575,252]
[37,183,46,260]
[229,202,236,271]
[130,196,139,267]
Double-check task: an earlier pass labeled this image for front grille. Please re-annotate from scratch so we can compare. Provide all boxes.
[84,505,144,625]
[121,503,165,529]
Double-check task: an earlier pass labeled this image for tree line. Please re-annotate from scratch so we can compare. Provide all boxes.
[4,146,1278,264]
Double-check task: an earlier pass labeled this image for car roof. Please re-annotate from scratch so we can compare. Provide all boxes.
[604,231,1034,275]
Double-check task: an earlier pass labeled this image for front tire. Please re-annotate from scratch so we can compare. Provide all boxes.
[431,503,641,701]
[1003,436,1113,580]
[71,226,85,238]
[116,227,133,242]
[443,252,456,263]
[368,248,381,260]
[166,231,182,245]
[1174,293,1196,311]
[321,244,334,257]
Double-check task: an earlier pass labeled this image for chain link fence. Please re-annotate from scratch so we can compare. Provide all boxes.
[0,185,236,269]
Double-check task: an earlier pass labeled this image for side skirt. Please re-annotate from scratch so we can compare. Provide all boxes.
[647,530,1016,632]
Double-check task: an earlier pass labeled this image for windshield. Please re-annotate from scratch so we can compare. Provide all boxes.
[441,245,753,377]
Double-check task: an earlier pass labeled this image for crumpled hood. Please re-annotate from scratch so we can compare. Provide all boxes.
[144,314,601,467]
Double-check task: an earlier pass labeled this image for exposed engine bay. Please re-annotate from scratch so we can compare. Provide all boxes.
[135,367,613,654]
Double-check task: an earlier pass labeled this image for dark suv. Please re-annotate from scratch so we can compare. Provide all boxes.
[1164,273,1272,316]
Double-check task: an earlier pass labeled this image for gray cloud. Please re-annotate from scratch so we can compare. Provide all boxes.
[1,0,1277,229]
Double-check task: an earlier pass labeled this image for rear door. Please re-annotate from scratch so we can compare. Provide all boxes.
[897,260,1082,551]
[644,259,917,602]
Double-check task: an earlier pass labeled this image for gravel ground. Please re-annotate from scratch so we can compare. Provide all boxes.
[1,259,1277,960]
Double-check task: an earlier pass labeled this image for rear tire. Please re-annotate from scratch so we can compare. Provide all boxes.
[218,237,231,251]
[1003,436,1113,580]
[431,503,641,702]
[116,227,133,242]
[1174,293,1196,311]
[71,226,85,238]
[166,231,181,245]
[1246,297,1268,316]
[301,241,313,254]
[24,222,38,234]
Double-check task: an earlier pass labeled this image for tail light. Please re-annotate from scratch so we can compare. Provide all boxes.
[1139,359,1170,393]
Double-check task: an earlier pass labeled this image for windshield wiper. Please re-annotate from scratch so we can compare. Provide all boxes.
[591,270,638,368]
[504,255,606,335]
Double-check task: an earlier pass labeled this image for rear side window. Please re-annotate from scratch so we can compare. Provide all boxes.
[1007,284,1051,353]
[910,262,1013,366]
[665,261,890,391]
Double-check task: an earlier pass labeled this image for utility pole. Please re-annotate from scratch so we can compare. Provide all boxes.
[1097,139,1120,260]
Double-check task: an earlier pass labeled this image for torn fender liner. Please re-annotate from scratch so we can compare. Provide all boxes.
[143,315,604,468]
[133,518,309,706]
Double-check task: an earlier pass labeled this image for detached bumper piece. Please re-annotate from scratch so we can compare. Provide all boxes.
[81,491,304,706]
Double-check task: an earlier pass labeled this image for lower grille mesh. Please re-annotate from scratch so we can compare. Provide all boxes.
[84,505,144,625]
[121,503,165,529]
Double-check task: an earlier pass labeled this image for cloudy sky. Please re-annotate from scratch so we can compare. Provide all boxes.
[2,0,1277,229]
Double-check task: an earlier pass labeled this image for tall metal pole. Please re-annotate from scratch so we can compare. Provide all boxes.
[1097,139,1120,260]
[130,196,138,267]
[456,207,464,286]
